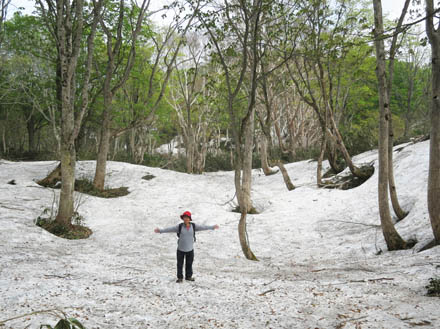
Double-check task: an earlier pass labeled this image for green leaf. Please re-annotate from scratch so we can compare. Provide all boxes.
[54,319,72,329]
[68,318,86,329]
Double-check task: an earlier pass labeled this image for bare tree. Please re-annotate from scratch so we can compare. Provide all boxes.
[167,33,213,174]
[93,1,200,189]
[196,0,264,260]
[426,0,440,244]
[372,0,408,250]
[37,0,103,228]
[92,0,149,190]
[384,0,411,221]
[285,1,374,182]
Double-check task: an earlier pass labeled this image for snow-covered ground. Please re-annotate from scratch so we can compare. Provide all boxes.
[0,140,439,328]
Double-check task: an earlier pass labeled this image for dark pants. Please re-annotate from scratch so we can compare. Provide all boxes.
[177,249,194,279]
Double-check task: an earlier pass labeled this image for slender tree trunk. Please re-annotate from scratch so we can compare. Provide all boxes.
[388,117,408,220]
[385,0,410,222]
[260,134,278,176]
[326,139,344,174]
[277,161,295,190]
[129,129,135,161]
[1,122,6,154]
[26,115,37,153]
[274,120,288,154]
[403,70,415,139]
[57,144,76,227]
[238,212,258,260]
[240,110,255,213]
[236,0,262,261]
[373,0,407,250]
[93,109,111,190]
[317,132,327,186]
[328,114,372,178]
[426,0,440,244]
[186,134,195,174]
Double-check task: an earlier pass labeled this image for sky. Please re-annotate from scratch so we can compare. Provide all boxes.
[1,137,439,327]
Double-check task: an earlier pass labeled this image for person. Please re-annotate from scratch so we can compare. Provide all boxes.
[154,211,219,283]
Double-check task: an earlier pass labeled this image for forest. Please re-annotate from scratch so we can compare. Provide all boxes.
[1,0,440,251]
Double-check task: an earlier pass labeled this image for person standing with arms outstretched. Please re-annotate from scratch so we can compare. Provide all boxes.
[154,211,219,283]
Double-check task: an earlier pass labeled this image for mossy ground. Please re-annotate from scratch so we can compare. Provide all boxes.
[36,218,92,239]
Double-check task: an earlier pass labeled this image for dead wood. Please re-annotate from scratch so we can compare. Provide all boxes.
[259,289,276,296]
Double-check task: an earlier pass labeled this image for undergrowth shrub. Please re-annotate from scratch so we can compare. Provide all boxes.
[41,317,86,329]
[426,277,440,297]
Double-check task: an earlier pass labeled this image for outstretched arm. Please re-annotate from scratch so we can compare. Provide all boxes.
[154,225,179,234]
[195,224,220,231]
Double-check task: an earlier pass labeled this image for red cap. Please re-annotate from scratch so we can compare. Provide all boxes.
[180,211,192,220]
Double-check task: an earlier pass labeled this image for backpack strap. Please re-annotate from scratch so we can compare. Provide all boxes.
[177,222,196,242]
[192,223,196,242]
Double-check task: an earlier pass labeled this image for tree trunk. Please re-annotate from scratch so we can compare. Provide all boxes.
[403,68,415,139]
[186,134,195,174]
[385,0,410,222]
[194,132,208,174]
[317,132,327,186]
[93,109,111,191]
[277,161,295,190]
[260,134,278,176]
[426,0,440,244]
[240,110,255,214]
[328,114,373,179]
[274,120,288,154]
[55,56,77,228]
[373,0,407,250]
[1,122,6,154]
[56,145,76,228]
[238,212,258,261]
[129,129,135,161]
[388,116,408,220]
[326,139,344,174]
[26,115,37,153]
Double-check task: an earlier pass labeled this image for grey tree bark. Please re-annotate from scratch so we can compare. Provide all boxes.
[386,0,411,221]
[37,0,103,228]
[259,134,278,176]
[426,0,440,244]
[372,0,407,250]
[198,0,262,260]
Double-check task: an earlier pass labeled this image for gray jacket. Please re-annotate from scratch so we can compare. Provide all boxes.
[159,223,216,252]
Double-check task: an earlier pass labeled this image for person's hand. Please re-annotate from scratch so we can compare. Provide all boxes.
[154,228,160,233]
[214,225,219,229]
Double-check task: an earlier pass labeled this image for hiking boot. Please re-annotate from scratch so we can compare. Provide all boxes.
[176,278,183,283]
[185,277,195,281]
